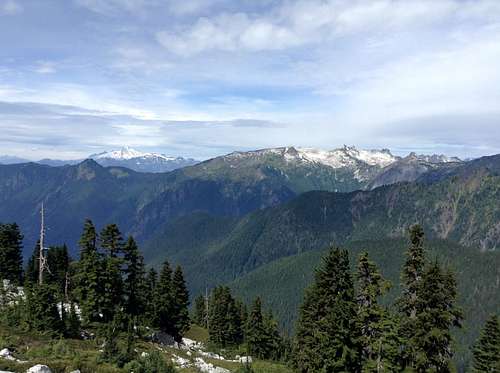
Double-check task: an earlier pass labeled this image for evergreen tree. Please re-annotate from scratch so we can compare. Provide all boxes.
[356,252,401,372]
[25,283,63,334]
[208,286,243,347]
[73,219,103,323]
[262,309,283,361]
[25,241,41,286]
[172,266,190,340]
[100,224,125,257]
[193,294,207,327]
[412,261,462,372]
[46,245,70,296]
[154,260,175,335]
[472,314,500,372]
[246,297,268,359]
[0,223,23,285]
[64,302,81,338]
[145,267,157,323]
[123,237,147,317]
[294,247,361,372]
[399,224,426,319]
[398,224,427,366]
[100,224,124,321]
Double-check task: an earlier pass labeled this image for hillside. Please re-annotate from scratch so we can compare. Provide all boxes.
[0,146,467,257]
[144,154,500,296]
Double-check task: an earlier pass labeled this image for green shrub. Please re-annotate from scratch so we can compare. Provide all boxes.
[124,350,176,373]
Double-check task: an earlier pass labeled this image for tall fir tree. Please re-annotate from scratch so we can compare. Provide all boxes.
[412,261,462,372]
[73,219,103,323]
[154,260,175,335]
[208,286,243,347]
[356,252,401,372]
[398,224,427,366]
[193,294,207,327]
[123,237,147,317]
[172,266,190,341]
[472,314,500,372]
[100,224,125,321]
[25,241,41,286]
[399,224,426,319]
[145,267,158,323]
[263,310,284,361]
[0,223,24,285]
[246,297,268,359]
[294,247,361,372]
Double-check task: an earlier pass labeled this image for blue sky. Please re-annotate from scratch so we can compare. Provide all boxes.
[1,0,500,160]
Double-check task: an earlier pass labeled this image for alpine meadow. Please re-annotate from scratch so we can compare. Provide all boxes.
[1,1,499,372]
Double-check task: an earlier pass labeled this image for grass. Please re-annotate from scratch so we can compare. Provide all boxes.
[0,324,292,373]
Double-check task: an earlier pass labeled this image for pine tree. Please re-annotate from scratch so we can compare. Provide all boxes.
[294,247,361,372]
[100,224,124,321]
[398,224,427,366]
[193,294,207,326]
[208,286,243,347]
[472,314,500,372]
[412,261,462,372]
[262,309,283,361]
[123,237,147,317]
[73,219,103,323]
[25,283,63,334]
[25,241,41,286]
[46,245,70,295]
[399,224,426,319]
[145,267,157,324]
[356,252,401,372]
[100,224,125,257]
[172,266,190,341]
[0,223,24,285]
[154,260,175,335]
[246,297,268,358]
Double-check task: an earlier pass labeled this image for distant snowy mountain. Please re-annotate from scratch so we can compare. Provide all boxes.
[88,146,199,173]
[216,145,463,189]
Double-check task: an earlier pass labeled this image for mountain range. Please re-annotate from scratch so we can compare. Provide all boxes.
[0,146,199,173]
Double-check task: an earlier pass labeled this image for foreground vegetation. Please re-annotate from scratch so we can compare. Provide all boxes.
[1,221,499,371]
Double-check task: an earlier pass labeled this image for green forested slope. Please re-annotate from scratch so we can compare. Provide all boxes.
[228,239,500,368]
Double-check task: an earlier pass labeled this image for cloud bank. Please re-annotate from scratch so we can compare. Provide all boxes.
[1,0,499,159]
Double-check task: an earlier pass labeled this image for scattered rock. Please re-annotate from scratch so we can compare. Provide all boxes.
[69,370,81,373]
[0,348,15,361]
[194,357,230,373]
[151,331,175,346]
[238,356,253,364]
[0,370,15,373]
[26,365,52,373]
[171,354,190,368]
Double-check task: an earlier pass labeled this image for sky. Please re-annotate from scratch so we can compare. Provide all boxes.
[1,0,500,160]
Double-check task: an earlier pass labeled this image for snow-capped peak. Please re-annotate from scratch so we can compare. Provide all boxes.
[90,146,175,161]
[406,152,462,164]
[297,146,398,169]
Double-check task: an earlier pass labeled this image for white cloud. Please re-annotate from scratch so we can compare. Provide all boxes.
[0,0,22,15]
[156,0,500,56]
[34,61,57,74]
